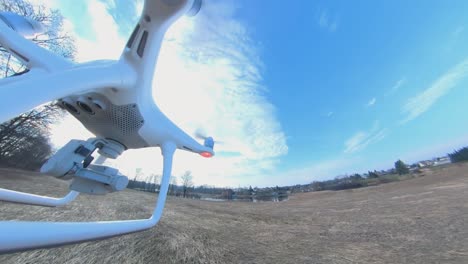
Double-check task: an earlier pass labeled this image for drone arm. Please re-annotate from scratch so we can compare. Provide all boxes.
[0,19,71,71]
[138,99,214,157]
[165,121,214,156]
[175,130,214,156]
[0,189,79,207]
[120,0,199,90]
[0,61,135,124]
[0,142,176,253]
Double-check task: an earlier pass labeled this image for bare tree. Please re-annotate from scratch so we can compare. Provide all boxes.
[0,0,75,75]
[169,176,178,195]
[0,0,75,169]
[181,171,193,198]
[144,173,160,192]
[151,174,161,191]
[0,105,57,169]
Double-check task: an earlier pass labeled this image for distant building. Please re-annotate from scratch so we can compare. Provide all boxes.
[409,163,419,172]
[433,156,451,166]
[418,160,434,168]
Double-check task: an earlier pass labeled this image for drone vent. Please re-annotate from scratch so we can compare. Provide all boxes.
[61,93,148,149]
[137,31,148,57]
[126,24,140,49]
[107,104,144,136]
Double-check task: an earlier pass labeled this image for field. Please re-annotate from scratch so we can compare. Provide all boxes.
[1,163,468,263]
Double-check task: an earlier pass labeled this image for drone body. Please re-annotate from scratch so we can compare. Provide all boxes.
[0,0,216,253]
[44,0,212,157]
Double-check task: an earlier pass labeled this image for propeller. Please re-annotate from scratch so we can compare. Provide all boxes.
[194,129,222,149]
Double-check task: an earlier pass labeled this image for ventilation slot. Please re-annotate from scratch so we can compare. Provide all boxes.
[106,104,144,136]
[126,24,140,49]
[137,31,148,57]
[62,101,79,115]
[77,101,94,115]
[183,146,194,152]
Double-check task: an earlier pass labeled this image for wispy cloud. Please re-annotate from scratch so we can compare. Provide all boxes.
[401,58,468,124]
[366,97,376,107]
[316,8,339,32]
[157,0,288,158]
[135,0,143,17]
[74,0,126,62]
[327,111,334,117]
[453,26,465,37]
[385,77,406,97]
[38,0,127,62]
[344,121,388,153]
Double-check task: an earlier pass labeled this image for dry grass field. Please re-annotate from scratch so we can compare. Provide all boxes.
[0,163,468,263]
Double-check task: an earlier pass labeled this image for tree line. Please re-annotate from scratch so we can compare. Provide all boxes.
[127,170,198,198]
[98,147,468,197]
[448,147,468,163]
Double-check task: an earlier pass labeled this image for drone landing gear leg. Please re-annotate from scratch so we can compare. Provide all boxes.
[0,142,176,253]
[0,189,79,207]
[150,142,176,223]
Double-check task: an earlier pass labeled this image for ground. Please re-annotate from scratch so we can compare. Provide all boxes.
[0,163,468,263]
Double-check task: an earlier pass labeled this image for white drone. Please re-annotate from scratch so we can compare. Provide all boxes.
[0,0,215,253]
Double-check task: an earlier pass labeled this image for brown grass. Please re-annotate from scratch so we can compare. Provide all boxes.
[1,163,468,263]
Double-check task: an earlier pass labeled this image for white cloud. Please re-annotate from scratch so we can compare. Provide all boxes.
[135,0,144,18]
[150,0,288,185]
[327,111,334,117]
[32,0,126,62]
[385,77,406,97]
[401,58,468,124]
[317,8,339,32]
[344,121,388,153]
[366,97,376,107]
[72,1,125,62]
[49,116,94,148]
[102,0,117,10]
[49,0,288,187]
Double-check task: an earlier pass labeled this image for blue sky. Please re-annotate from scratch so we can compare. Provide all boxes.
[39,0,468,186]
